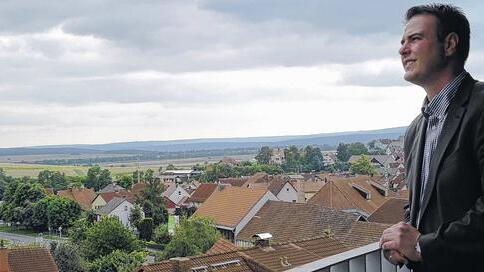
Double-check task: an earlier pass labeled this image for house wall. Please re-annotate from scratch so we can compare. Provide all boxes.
[276,183,298,203]
[92,196,107,210]
[168,186,190,204]
[234,191,278,237]
[109,201,134,228]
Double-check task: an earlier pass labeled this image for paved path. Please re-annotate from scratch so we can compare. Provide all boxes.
[0,231,66,247]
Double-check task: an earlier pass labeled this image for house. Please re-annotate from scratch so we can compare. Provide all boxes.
[367,198,409,224]
[131,182,147,198]
[290,180,326,203]
[193,187,278,242]
[91,191,135,210]
[0,247,59,272]
[98,183,126,193]
[307,176,396,218]
[185,183,218,208]
[159,170,201,182]
[270,148,285,165]
[236,201,359,246]
[97,197,139,228]
[217,177,248,187]
[57,188,96,210]
[267,178,298,203]
[163,183,190,205]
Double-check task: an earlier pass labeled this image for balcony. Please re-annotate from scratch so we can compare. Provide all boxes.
[286,242,410,272]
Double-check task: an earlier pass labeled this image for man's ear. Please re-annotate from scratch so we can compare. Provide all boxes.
[444,32,459,57]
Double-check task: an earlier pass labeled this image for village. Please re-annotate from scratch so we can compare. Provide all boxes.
[0,137,409,272]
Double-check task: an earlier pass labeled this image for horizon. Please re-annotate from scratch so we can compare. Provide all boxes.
[1,1,483,148]
[0,125,406,149]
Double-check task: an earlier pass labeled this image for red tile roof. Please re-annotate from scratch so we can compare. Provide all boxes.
[207,238,239,255]
[187,183,218,203]
[0,247,59,272]
[57,188,96,210]
[194,187,271,228]
[367,198,408,224]
[98,191,135,204]
[236,201,358,243]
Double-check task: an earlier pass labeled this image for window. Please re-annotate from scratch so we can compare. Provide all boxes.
[124,205,128,211]
[178,191,181,195]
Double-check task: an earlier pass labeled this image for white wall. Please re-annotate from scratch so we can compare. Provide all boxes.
[109,200,134,228]
[276,182,298,203]
[168,186,190,204]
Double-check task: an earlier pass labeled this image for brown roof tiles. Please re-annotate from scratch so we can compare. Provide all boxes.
[236,201,358,243]
[193,187,271,229]
[187,183,218,204]
[57,188,96,210]
[207,238,239,255]
[0,247,59,272]
[308,176,395,216]
[367,198,408,224]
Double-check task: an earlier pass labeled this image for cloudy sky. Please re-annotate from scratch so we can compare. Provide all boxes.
[1,0,484,148]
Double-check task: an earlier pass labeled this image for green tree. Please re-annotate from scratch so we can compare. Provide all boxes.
[153,224,171,245]
[32,196,82,231]
[165,164,177,171]
[87,250,146,272]
[0,168,13,201]
[255,146,272,164]
[336,143,351,162]
[0,179,45,227]
[136,171,167,226]
[162,217,219,259]
[283,146,301,173]
[350,155,377,176]
[38,170,68,192]
[80,217,140,261]
[138,218,154,241]
[69,218,93,245]
[347,142,369,156]
[50,242,86,272]
[129,205,143,229]
[302,146,324,172]
[132,170,144,184]
[85,166,112,192]
[116,175,133,190]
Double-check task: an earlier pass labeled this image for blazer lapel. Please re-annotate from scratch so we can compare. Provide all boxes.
[418,75,475,224]
[409,116,427,226]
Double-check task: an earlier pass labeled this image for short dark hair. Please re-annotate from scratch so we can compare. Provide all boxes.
[406,4,470,66]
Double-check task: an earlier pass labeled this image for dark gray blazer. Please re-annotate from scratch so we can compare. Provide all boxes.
[404,74,484,272]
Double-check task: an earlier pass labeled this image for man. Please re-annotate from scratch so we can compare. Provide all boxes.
[380,4,484,272]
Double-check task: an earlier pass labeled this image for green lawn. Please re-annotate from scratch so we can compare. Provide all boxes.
[0,225,67,241]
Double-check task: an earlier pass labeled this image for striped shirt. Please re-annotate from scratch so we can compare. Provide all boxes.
[418,71,467,217]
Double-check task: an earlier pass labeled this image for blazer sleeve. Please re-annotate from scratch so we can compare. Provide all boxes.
[418,107,484,271]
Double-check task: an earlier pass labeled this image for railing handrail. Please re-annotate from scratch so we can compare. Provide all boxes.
[286,242,381,272]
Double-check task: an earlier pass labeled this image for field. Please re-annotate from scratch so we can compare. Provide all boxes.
[0,154,255,178]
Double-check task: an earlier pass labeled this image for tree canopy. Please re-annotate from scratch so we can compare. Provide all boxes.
[255,146,273,164]
[162,217,219,259]
[349,155,376,176]
[84,166,112,192]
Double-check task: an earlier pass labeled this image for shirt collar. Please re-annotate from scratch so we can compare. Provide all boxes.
[421,70,467,118]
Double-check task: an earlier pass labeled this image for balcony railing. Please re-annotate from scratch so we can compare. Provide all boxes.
[286,242,410,272]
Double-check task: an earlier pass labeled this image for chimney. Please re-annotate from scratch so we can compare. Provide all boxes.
[170,257,190,272]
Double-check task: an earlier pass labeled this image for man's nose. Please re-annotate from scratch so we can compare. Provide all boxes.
[399,42,409,56]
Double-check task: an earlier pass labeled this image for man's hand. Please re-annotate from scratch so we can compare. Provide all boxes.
[380,222,422,262]
[382,249,407,265]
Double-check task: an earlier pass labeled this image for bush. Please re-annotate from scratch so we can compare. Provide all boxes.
[138,218,154,241]
[87,250,146,272]
[153,224,170,245]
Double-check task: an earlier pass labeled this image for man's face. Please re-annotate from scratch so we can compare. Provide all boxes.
[399,14,446,86]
